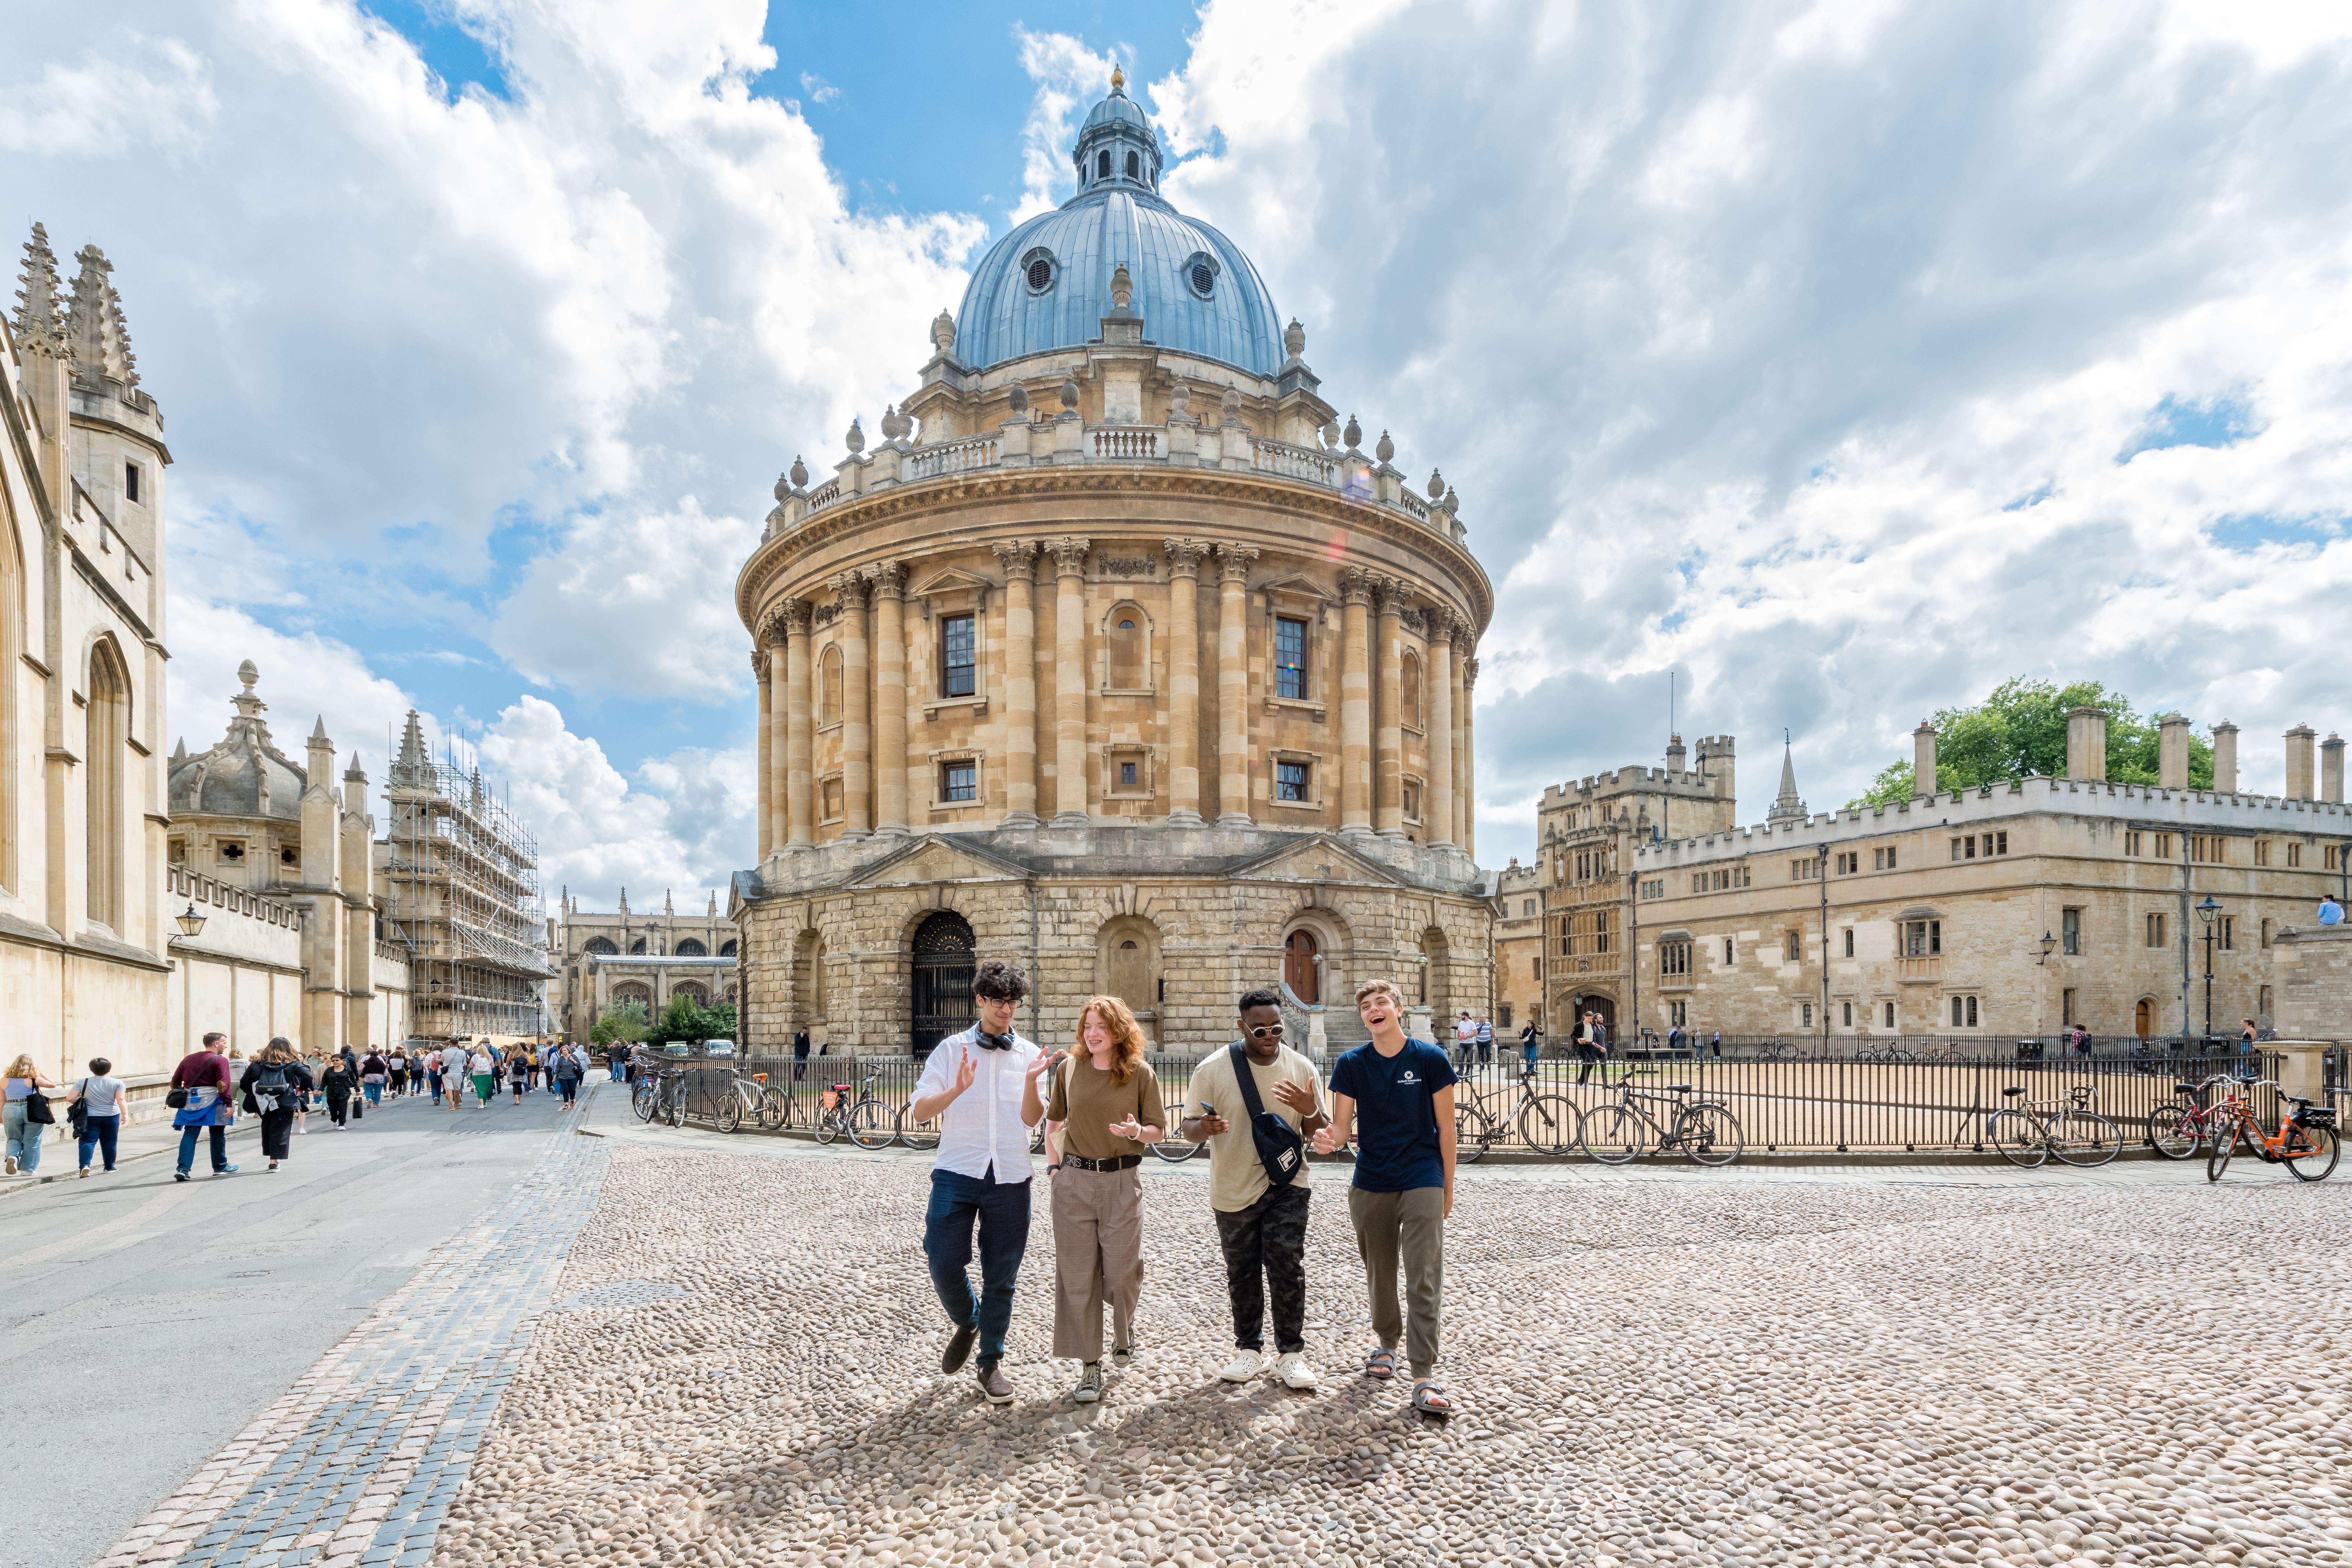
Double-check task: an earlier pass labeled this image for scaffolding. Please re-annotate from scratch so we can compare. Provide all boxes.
[379,711,552,1043]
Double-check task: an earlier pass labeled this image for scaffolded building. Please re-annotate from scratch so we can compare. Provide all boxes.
[377,712,552,1043]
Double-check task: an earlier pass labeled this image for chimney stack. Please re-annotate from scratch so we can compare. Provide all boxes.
[2066,705,2108,781]
[1666,733,1686,777]
[2286,725,2317,799]
[2158,713,2191,790]
[2212,721,2238,794]
[2325,733,2346,804]
[1912,720,1938,798]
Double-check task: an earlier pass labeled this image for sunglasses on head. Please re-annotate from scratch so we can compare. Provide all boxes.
[1247,1024,1284,1040]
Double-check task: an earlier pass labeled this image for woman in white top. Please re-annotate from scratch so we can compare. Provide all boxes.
[4,1052,61,1175]
[67,1058,128,1176]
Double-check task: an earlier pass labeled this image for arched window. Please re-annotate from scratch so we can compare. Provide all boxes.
[630,937,648,955]
[1401,649,1423,730]
[675,937,708,957]
[583,937,618,957]
[1125,151,1140,180]
[911,910,976,1055]
[1108,606,1145,689]
[719,939,737,957]
[85,640,129,929]
[1097,150,1112,179]
[671,980,711,1008]
[819,645,843,726]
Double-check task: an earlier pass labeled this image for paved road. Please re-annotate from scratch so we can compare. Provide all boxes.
[0,1084,582,1568]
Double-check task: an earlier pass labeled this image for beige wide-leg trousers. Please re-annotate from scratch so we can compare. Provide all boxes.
[1050,1163,1145,1363]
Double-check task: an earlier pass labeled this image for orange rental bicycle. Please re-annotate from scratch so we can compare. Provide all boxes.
[2205,1085,2338,1182]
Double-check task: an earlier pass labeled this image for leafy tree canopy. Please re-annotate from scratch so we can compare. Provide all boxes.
[589,1000,648,1047]
[647,992,737,1046]
[1847,678,2214,809]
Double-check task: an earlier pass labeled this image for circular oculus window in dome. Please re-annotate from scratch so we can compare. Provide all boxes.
[1021,247,1057,294]
[1184,251,1219,299]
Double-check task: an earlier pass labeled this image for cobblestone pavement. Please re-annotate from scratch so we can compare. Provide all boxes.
[421,1121,2352,1568]
[92,1100,609,1568]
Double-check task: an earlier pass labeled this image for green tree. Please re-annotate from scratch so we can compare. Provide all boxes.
[1847,677,2214,809]
[589,999,649,1048]
[646,993,738,1046]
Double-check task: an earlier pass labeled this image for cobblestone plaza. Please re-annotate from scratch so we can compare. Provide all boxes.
[71,1085,2352,1568]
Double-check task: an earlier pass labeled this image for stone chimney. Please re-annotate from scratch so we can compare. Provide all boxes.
[2325,734,2346,804]
[1666,733,1686,777]
[2158,713,2191,790]
[1912,720,1938,798]
[2286,725,2317,799]
[2212,721,2239,794]
[2066,706,2108,781]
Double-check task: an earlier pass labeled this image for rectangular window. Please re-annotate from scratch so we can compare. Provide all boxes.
[1995,831,2008,855]
[1903,919,1940,957]
[940,614,976,698]
[2255,839,2272,867]
[2330,845,2344,872]
[2126,831,2144,857]
[1843,927,1854,958]
[1785,930,1801,961]
[1723,937,1736,965]
[2221,915,2234,951]
[2261,917,2274,949]
[2062,907,2081,955]
[1835,851,1859,874]
[1884,1001,1896,1029]
[1661,941,1692,977]
[2192,834,2226,864]
[1802,1002,1814,1028]
[1841,1001,1853,1027]
[1874,846,1899,870]
[1669,1001,1687,1027]
[2062,987,2077,1027]
[1792,859,1817,880]
[941,760,976,802]
[1951,994,1978,1027]
[125,460,141,503]
[2155,833,2173,859]
[1275,760,1310,802]
[1274,616,1308,700]
[2146,912,2167,948]
[1120,760,1139,790]
[1522,898,1537,917]
[2288,842,2304,867]
[1498,1003,1513,1030]
[2260,984,2273,1019]
[1404,781,1423,822]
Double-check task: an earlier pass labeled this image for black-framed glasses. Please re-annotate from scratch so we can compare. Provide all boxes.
[1248,1024,1285,1040]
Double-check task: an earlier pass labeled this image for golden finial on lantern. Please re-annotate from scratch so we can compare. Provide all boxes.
[1110,66,1126,92]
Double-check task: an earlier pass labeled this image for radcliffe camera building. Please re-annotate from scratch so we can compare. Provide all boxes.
[730,74,1494,1055]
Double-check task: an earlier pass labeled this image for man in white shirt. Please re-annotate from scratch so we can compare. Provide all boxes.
[907,958,1057,1405]
[440,1041,472,1110]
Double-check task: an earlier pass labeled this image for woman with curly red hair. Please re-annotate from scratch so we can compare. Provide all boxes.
[1030,994,1166,1405]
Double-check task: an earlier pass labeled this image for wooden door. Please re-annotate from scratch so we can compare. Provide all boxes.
[2134,998,2153,1040]
[1284,930,1319,1004]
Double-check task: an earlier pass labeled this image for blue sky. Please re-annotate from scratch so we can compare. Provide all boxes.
[7,1,2352,906]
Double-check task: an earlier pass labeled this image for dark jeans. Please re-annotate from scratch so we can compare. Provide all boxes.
[557,1075,578,1105]
[78,1114,120,1170]
[327,1093,350,1126]
[1575,1045,1600,1085]
[260,1108,296,1159]
[1212,1181,1310,1354]
[922,1166,1032,1368]
[177,1122,229,1173]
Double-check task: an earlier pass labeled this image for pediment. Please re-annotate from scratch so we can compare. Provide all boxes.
[1259,574,1331,603]
[847,835,1024,888]
[1237,837,1408,887]
[910,566,996,598]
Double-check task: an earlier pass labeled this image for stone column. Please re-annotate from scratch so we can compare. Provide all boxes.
[755,645,774,862]
[1375,579,1406,839]
[1216,544,1259,825]
[833,574,872,838]
[2326,734,2347,804]
[2286,725,2317,800]
[2067,706,2108,782]
[2213,720,2240,794]
[872,560,909,835]
[784,599,813,850]
[1339,568,1373,834]
[2159,712,2192,790]
[992,540,1040,826]
[1461,655,1478,860]
[1451,651,1469,849]
[1426,616,1455,848]
[1913,720,1938,798]
[1163,538,1207,825]
[1050,536,1093,825]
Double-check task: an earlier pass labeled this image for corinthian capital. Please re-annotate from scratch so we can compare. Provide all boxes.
[751,647,771,681]
[990,538,1036,581]
[1048,535,1092,576]
[867,558,907,599]
[828,572,869,610]
[1462,656,1480,690]
[1373,574,1413,616]
[783,597,814,635]
[1162,537,1209,578]
[1216,543,1259,582]
[1340,566,1375,606]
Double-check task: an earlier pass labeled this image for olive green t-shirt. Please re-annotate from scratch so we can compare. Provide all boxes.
[1188,1044,1327,1212]
[1046,1056,1164,1161]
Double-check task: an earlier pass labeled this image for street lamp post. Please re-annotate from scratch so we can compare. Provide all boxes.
[2194,895,2222,1040]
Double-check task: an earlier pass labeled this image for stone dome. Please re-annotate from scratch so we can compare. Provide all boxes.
[166,660,307,820]
[951,80,1284,378]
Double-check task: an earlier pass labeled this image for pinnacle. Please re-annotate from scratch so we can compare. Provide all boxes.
[311,714,331,743]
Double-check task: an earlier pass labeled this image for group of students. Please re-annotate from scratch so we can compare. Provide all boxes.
[414,1038,589,1109]
[911,959,1460,1420]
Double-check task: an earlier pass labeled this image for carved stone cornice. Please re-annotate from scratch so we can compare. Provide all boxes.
[783,597,813,636]
[1162,537,1209,578]
[990,539,1036,582]
[867,558,906,599]
[1047,535,1092,577]
[1216,543,1259,583]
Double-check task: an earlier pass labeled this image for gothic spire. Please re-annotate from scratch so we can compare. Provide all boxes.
[65,244,137,388]
[391,709,432,788]
[13,222,64,344]
[1768,735,1807,825]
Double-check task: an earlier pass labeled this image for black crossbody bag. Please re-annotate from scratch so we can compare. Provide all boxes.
[1227,1044,1305,1188]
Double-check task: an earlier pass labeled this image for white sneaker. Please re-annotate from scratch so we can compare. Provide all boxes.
[1218,1349,1264,1383]
[1274,1352,1318,1390]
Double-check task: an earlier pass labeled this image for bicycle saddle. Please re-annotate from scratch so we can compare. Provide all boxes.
[2173,1083,2201,1096]
[2002,1086,2026,1097]
[1664,1083,1693,1093]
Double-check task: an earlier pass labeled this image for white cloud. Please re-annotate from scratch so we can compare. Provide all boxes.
[0,35,216,155]
[166,596,419,773]
[1010,29,1124,223]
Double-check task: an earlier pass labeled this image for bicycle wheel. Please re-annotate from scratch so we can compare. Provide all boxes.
[1515,1094,1579,1156]
[2205,1110,2239,1181]
[757,1087,790,1131]
[1150,1100,1203,1161]
[1453,1103,1494,1164]
[712,1090,744,1135]
[664,1088,684,1129]
[2286,1123,2340,1182]
[2048,1111,2122,1168]
[1579,1104,1645,1164]
[848,1099,897,1151]
[814,1108,840,1146]
[1988,1110,2046,1168]
[2145,1104,2200,1160]
[897,1105,941,1151]
[1681,1103,1743,1166]
[632,1082,659,1123]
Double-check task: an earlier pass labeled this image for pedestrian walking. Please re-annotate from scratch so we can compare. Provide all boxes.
[441,1041,472,1109]
[1574,1012,1606,1086]
[293,1054,313,1137]
[428,1047,447,1104]
[170,1033,240,1181]
[905,958,1052,1405]
[1316,977,1458,1418]
[794,1026,811,1081]
[241,1038,314,1173]
[385,1048,406,1098]
[1474,1015,1494,1066]
[471,1042,498,1108]
[321,1053,358,1128]
[553,1042,584,1108]
[1519,1019,1541,1072]
[511,1047,528,1105]
[66,1058,126,1176]
[1180,986,1327,1391]
[1036,995,1166,1405]
[5,1053,61,1176]
[1453,1012,1476,1070]
[1709,1028,1721,1059]
[361,1051,389,1106]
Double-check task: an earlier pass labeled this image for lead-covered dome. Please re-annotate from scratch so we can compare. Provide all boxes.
[952,76,1285,378]
[167,660,307,819]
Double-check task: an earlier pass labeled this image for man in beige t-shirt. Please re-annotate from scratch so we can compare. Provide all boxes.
[1180,987,1329,1389]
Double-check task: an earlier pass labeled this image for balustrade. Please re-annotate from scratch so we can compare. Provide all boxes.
[1088,426,1162,460]
[904,435,1001,480]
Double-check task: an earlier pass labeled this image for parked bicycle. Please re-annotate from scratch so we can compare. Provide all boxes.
[1986,1083,2122,1168]
[1454,1066,1579,1161]
[1149,1097,1203,1162]
[1856,1042,1911,1064]
[2206,1088,2338,1182]
[709,1068,790,1135]
[1577,1072,1743,1165]
[632,1067,685,1128]
[813,1074,897,1151]
[2146,1076,2239,1159]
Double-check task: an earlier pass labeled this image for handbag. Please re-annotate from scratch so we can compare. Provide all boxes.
[24,1087,55,1126]
[1228,1044,1305,1188]
[67,1080,88,1136]
[165,1085,190,1109]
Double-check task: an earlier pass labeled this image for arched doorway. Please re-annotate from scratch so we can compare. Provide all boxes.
[1569,993,1618,1036]
[2135,998,2154,1040]
[912,911,977,1056]
[1284,929,1319,1003]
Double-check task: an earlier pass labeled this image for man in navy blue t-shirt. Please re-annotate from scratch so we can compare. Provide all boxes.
[1315,977,1458,1417]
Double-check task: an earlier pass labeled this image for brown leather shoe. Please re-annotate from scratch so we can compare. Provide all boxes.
[975,1362,1014,1404]
[941,1322,977,1375]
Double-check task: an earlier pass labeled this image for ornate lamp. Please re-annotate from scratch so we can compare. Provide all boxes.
[175,902,208,939]
[2038,931,2057,965]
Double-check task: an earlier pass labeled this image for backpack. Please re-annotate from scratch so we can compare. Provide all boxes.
[249,1061,292,1113]
[1227,1044,1306,1189]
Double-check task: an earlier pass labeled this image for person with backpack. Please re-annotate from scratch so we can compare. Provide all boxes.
[240,1038,314,1173]
[320,1052,358,1129]
[1179,986,1328,1391]
[361,1050,390,1106]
